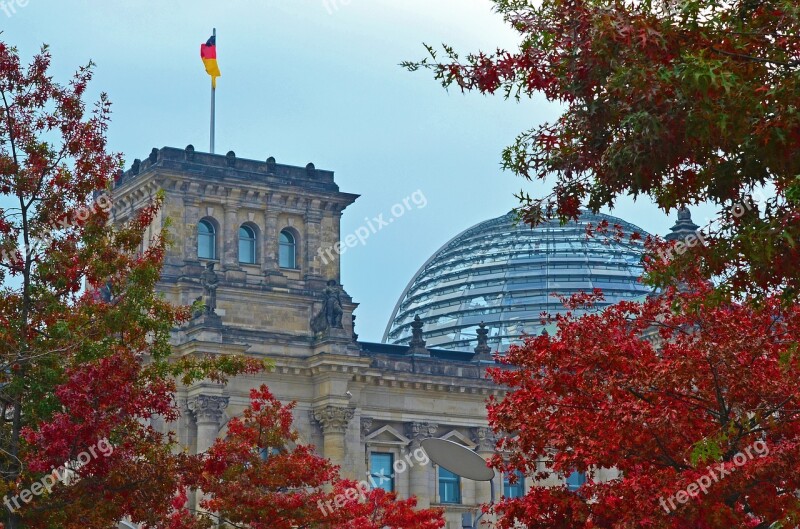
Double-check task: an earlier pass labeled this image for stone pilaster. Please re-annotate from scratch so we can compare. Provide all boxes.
[311,406,355,469]
[406,422,438,508]
[472,427,501,508]
[263,209,280,275]
[183,198,201,264]
[222,203,239,270]
[305,207,324,283]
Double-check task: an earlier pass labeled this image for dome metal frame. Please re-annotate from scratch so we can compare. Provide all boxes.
[382,211,651,352]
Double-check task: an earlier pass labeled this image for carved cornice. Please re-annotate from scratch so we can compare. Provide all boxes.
[405,421,438,448]
[187,394,229,425]
[311,406,355,434]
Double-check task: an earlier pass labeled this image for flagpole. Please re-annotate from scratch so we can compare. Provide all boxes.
[210,27,216,154]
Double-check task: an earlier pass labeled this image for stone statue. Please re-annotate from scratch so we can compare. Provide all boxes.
[311,279,344,333]
[200,262,219,315]
[323,280,344,328]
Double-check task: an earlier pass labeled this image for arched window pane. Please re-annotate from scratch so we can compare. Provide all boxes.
[279,230,296,269]
[239,226,256,264]
[198,220,216,259]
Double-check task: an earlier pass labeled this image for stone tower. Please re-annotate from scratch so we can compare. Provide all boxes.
[112,146,508,529]
[111,146,365,454]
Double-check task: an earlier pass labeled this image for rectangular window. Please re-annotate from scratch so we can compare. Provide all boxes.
[438,467,461,504]
[566,470,586,492]
[503,470,525,499]
[369,452,394,492]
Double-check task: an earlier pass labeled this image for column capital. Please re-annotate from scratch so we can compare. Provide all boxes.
[471,426,499,453]
[405,421,438,448]
[187,394,229,425]
[360,416,374,440]
[311,405,355,435]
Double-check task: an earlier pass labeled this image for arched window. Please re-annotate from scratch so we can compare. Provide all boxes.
[239,225,256,264]
[279,230,296,269]
[198,219,216,260]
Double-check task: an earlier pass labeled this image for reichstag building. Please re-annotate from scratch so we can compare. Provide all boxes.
[112,146,693,529]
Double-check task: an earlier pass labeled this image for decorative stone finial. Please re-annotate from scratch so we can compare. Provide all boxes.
[473,322,493,362]
[665,207,700,241]
[408,315,429,356]
[185,144,196,161]
[131,159,141,176]
[352,314,359,342]
[266,156,276,173]
[306,162,316,178]
[148,148,159,164]
[225,150,236,167]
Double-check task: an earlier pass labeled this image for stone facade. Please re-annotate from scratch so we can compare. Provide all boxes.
[112,147,534,528]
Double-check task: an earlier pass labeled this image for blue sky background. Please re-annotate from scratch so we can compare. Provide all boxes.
[2,0,717,342]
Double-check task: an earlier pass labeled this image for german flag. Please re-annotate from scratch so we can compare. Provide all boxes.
[200,35,221,88]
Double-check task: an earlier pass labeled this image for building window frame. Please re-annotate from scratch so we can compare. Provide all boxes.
[198,218,217,260]
[503,470,525,499]
[239,224,257,264]
[438,466,461,504]
[369,452,395,492]
[278,229,297,269]
[566,470,586,492]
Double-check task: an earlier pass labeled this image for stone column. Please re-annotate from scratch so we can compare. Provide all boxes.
[187,394,229,454]
[406,422,438,508]
[311,406,354,470]
[472,427,501,511]
[187,394,229,514]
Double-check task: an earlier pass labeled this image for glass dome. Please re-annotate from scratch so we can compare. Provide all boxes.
[382,210,651,352]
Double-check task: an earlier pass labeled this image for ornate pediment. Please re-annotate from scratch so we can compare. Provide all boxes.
[364,425,411,446]
[438,429,477,450]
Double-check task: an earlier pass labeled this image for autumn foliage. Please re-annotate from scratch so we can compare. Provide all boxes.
[168,385,444,529]
[487,280,800,528]
[0,40,444,529]
[0,41,266,529]
[405,0,800,300]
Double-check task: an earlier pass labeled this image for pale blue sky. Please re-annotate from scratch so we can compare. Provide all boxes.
[2,0,714,342]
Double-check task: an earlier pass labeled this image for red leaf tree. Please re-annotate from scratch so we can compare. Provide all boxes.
[0,42,260,529]
[169,385,445,529]
[487,280,800,528]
